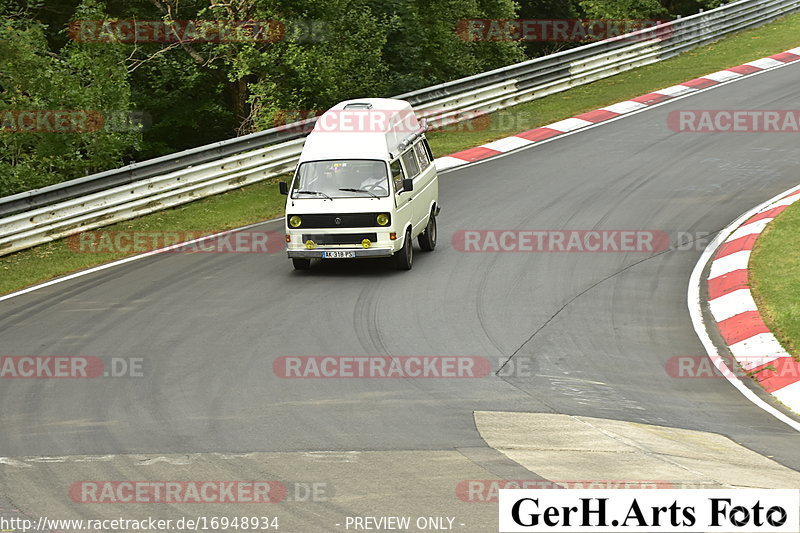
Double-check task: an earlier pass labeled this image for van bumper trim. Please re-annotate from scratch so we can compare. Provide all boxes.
[287,248,395,259]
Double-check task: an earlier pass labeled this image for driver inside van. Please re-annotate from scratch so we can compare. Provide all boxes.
[358,161,388,194]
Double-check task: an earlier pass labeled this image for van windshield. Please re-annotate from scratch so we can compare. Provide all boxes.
[292,160,389,199]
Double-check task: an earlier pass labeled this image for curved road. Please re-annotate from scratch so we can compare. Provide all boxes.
[2,59,800,530]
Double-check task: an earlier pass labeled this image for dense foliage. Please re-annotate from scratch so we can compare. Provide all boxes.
[0,0,725,196]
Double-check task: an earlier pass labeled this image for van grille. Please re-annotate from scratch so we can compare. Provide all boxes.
[302,233,378,245]
[296,213,386,228]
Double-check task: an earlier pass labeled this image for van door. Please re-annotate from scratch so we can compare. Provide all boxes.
[412,138,436,226]
[391,158,413,237]
[400,147,424,235]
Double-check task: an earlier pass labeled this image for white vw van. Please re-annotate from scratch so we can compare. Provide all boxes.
[280,98,439,270]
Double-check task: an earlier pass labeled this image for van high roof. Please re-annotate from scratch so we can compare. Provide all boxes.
[298,98,423,163]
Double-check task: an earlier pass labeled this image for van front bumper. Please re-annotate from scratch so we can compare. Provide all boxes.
[287,247,395,259]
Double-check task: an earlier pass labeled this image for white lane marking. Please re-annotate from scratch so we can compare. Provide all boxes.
[434,156,469,170]
[0,218,282,303]
[746,57,784,69]
[708,289,757,322]
[689,181,800,433]
[137,456,195,465]
[703,70,742,82]
[481,136,535,152]
[602,101,647,114]
[655,84,697,97]
[772,194,800,207]
[546,118,593,132]
[0,457,32,468]
[725,219,771,241]
[774,382,800,409]
[730,334,788,369]
[708,250,750,279]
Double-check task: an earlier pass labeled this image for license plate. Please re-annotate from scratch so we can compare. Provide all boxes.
[322,250,356,259]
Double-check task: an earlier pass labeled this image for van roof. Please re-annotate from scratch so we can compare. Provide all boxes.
[299,98,423,163]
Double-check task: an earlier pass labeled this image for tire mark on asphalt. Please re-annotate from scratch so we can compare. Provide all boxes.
[496,231,724,375]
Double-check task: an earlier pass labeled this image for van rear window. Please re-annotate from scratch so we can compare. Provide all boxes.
[413,141,431,169]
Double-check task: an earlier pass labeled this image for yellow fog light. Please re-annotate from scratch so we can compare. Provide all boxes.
[376,213,389,226]
[289,215,302,228]
[362,239,371,249]
[305,240,316,249]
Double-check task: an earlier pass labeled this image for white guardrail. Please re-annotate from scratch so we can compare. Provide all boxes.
[1,0,798,256]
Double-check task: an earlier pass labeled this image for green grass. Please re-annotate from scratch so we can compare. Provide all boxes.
[2,12,800,296]
[0,177,287,295]
[750,200,800,358]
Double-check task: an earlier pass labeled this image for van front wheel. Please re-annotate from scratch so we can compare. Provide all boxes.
[292,258,311,270]
[418,211,437,251]
[394,229,413,270]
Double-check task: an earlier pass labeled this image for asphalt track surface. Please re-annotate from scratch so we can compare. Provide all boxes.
[2,59,800,529]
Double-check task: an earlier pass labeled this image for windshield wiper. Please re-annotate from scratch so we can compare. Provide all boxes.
[339,188,378,198]
[296,190,332,200]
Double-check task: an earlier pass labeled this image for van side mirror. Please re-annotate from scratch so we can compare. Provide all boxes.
[279,182,289,195]
[402,178,414,192]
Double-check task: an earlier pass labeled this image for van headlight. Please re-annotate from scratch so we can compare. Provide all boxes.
[289,215,302,228]
[376,213,390,226]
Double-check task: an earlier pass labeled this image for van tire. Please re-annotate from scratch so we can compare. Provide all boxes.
[292,258,311,270]
[394,229,413,270]
[418,210,437,251]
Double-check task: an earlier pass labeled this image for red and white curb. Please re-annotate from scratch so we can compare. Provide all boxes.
[435,46,800,172]
[707,189,800,410]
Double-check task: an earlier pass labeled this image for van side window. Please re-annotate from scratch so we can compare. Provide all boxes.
[422,138,433,161]
[390,159,405,193]
[401,148,420,179]
[413,140,431,170]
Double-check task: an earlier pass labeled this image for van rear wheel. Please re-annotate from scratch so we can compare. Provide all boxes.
[394,229,413,270]
[292,258,311,270]
[418,210,437,251]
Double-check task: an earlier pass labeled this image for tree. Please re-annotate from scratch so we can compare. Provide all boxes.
[0,0,139,196]
[577,0,669,19]
[517,0,582,57]
[374,0,525,94]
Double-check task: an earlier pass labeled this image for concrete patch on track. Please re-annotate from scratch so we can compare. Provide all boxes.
[475,411,800,488]
[0,449,535,532]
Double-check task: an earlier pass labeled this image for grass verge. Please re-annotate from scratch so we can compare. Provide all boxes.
[750,200,800,358]
[2,13,800,296]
